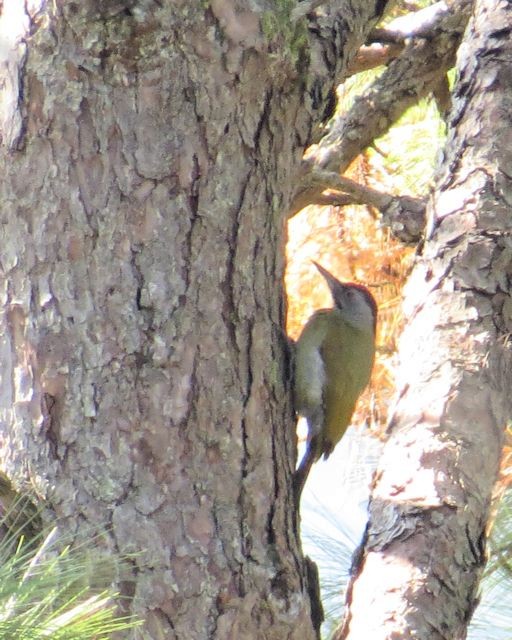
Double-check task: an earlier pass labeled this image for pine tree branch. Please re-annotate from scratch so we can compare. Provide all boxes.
[291,171,426,242]
[291,0,472,225]
[300,0,394,139]
[310,23,467,177]
[346,42,404,76]
[347,0,468,74]
[368,0,461,43]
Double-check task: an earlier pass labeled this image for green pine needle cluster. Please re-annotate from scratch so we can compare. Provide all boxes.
[468,489,512,640]
[0,521,139,639]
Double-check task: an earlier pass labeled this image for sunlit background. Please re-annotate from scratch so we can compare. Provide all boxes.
[285,81,512,638]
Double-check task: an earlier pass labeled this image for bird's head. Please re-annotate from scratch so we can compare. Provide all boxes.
[313,261,377,334]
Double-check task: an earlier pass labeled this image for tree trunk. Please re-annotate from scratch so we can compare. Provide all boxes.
[337,0,512,638]
[0,1,387,638]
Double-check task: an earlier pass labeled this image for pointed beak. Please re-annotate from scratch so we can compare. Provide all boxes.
[312,261,345,297]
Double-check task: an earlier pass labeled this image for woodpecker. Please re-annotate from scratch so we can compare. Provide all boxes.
[293,262,377,503]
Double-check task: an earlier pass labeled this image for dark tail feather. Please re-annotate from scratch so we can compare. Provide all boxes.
[293,435,321,507]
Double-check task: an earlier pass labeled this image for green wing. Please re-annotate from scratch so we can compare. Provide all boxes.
[319,311,375,458]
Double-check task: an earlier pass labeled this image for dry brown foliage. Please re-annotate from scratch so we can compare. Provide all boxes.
[286,157,414,438]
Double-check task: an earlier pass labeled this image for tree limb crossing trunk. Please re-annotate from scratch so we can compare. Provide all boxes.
[0,1,390,638]
[337,0,512,637]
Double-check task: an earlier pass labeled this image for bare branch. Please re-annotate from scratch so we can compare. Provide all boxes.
[298,0,393,140]
[344,1,456,76]
[306,172,393,207]
[291,0,471,221]
[293,190,356,210]
[368,0,461,42]
[291,170,426,242]
[310,22,467,176]
[346,43,404,76]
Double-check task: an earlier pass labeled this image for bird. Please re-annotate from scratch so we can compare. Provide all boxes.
[293,262,377,503]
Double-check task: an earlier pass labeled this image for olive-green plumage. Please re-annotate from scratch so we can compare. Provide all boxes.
[295,309,375,457]
[293,262,377,502]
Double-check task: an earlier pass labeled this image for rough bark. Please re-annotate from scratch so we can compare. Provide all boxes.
[308,0,471,175]
[292,0,472,219]
[337,0,512,638]
[0,1,390,638]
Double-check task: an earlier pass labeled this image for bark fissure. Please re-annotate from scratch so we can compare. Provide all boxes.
[4,0,497,638]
